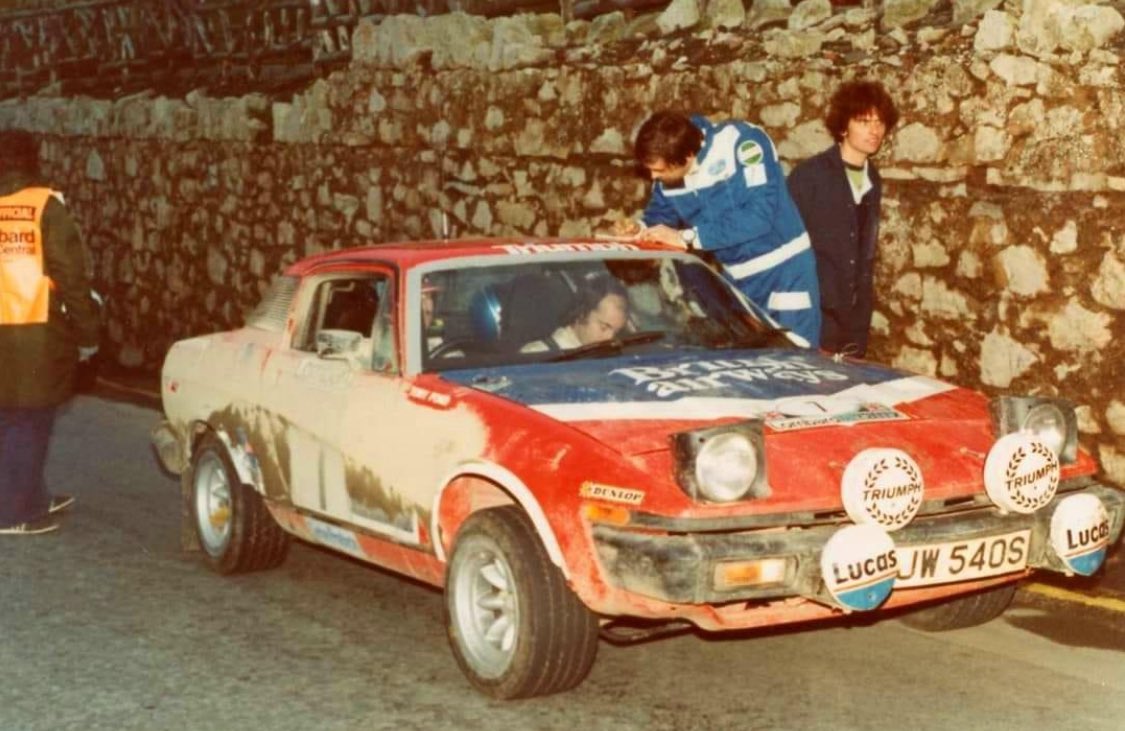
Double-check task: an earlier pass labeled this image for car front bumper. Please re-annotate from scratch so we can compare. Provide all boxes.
[591,480,1125,606]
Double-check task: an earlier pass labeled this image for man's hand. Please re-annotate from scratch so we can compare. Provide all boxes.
[642,225,689,249]
[611,219,642,237]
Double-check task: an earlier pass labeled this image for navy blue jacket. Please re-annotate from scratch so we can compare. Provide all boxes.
[787,145,881,356]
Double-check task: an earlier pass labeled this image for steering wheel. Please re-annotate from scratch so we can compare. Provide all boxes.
[429,339,472,359]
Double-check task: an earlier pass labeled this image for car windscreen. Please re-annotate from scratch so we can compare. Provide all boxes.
[420,254,792,372]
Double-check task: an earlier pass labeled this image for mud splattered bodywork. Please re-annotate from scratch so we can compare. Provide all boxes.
[154,237,1125,696]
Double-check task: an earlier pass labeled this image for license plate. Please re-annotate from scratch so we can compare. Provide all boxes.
[895,530,1031,588]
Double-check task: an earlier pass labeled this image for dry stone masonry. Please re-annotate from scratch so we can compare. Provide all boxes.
[2,0,1124,484]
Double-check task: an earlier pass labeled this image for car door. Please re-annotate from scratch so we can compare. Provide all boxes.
[263,270,390,520]
[331,267,494,550]
[332,276,432,545]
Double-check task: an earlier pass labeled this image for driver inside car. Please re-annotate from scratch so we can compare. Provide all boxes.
[521,275,630,353]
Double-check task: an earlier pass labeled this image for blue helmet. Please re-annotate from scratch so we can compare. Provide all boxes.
[469,285,504,343]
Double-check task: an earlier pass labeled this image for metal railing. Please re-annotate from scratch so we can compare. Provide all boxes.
[0,0,670,99]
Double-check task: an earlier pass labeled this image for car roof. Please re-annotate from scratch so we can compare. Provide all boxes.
[284,237,677,276]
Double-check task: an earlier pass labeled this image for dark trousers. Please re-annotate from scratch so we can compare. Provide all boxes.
[0,406,57,527]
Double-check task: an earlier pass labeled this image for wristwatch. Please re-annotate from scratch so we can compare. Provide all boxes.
[680,228,697,249]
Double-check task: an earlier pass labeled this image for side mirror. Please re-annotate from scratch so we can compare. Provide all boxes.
[316,329,364,359]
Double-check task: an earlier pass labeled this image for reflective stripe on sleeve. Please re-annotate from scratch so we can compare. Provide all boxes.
[724,232,811,280]
[766,291,813,311]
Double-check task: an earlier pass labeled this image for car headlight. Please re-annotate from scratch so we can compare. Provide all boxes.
[989,396,1077,463]
[697,433,757,501]
[1023,403,1068,457]
[673,421,769,503]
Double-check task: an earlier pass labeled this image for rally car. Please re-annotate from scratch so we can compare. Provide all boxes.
[151,237,1124,699]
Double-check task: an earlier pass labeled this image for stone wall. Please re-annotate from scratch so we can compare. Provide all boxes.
[2,0,1124,484]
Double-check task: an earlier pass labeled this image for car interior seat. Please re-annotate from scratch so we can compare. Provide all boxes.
[467,272,575,353]
[498,272,574,349]
[323,283,378,335]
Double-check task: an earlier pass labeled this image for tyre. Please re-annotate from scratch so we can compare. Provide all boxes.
[899,584,1017,632]
[190,434,290,575]
[445,507,599,699]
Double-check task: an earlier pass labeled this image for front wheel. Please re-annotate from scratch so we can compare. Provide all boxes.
[898,584,1017,632]
[445,507,599,699]
[190,434,290,575]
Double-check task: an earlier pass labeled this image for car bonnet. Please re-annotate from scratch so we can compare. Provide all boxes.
[439,349,962,453]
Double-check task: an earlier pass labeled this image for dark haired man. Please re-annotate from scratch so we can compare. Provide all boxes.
[0,129,100,535]
[615,111,821,348]
[521,275,629,352]
[787,80,899,357]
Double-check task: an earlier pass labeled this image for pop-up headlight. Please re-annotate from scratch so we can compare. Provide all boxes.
[989,396,1078,463]
[673,420,769,503]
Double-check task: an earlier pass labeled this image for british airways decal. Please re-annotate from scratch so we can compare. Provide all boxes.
[612,355,848,398]
[441,350,954,423]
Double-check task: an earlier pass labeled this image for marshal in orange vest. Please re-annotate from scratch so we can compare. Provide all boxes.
[0,187,55,325]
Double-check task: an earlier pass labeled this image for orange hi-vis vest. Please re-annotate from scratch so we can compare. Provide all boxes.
[0,187,55,325]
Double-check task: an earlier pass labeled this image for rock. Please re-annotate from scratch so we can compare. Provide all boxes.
[954,0,1004,25]
[705,0,746,29]
[883,0,939,30]
[789,0,832,31]
[1107,400,1125,436]
[748,0,794,29]
[995,245,1049,297]
[980,329,1038,387]
[974,10,1015,52]
[1045,300,1114,353]
[891,122,944,163]
[893,345,938,375]
[1091,252,1125,310]
[657,0,701,35]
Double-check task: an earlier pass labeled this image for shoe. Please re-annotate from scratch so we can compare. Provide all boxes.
[0,516,60,535]
[48,494,76,514]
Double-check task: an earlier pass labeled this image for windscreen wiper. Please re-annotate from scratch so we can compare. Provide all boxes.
[549,331,667,362]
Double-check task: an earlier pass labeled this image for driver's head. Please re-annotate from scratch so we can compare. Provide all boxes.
[570,276,629,346]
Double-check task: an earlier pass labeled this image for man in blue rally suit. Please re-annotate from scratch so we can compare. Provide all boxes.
[616,111,821,348]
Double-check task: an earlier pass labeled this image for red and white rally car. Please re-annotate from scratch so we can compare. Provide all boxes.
[152,238,1123,699]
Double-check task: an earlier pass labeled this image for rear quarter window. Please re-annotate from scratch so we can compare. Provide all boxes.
[245,275,299,332]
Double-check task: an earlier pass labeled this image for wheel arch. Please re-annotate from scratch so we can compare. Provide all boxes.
[432,460,568,579]
[187,421,264,495]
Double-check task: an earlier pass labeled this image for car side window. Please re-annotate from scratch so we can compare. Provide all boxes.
[319,279,379,336]
[302,275,398,374]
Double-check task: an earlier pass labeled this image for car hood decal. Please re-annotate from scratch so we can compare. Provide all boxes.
[440,349,955,424]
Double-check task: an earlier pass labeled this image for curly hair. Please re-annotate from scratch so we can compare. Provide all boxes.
[633,111,704,167]
[824,81,900,141]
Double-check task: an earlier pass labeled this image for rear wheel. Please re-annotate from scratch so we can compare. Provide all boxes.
[190,434,289,574]
[899,584,1017,631]
[445,507,599,699]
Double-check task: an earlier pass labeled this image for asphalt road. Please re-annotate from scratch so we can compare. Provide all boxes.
[2,393,1123,731]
